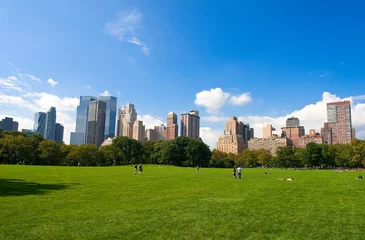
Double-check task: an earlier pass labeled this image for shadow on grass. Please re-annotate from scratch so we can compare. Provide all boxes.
[0,179,77,197]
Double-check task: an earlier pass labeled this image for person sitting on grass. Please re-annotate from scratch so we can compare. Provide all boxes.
[357,175,363,180]
[278,177,294,181]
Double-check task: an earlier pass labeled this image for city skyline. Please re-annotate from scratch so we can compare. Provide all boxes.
[1,1,365,149]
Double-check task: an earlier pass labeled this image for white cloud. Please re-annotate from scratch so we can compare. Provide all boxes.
[0,76,25,92]
[200,127,222,149]
[86,85,91,90]
[195,88,230,113]
[47,78,58,87]
[230,92,252,105]
[100,90,111,96]
[138,114,164,129]
[105,10,149,55]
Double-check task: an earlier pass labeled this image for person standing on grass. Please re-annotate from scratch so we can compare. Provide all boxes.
[196,166,199,172]
[134,165,137,175]
[233,166,237,179]
[237,166,242,179]
[139,164,143,175]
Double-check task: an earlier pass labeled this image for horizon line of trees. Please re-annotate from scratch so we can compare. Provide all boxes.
[1,130,365,168]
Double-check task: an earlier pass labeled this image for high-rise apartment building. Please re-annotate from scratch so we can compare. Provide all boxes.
[45,107,56,141]
[242,123,254,143]
[34,112,46,136]
[323,101,353,144]
[145,124,167,142]
[281,117,305,148]
[87,100,106,147]
[286,117,300,128]
[300,129,323,148]
[99,96,117,139]
[116,103,137,138]
[0,117,19,131]
[133,120,145,142]
[166,112,178,140]
[70,96,97,145]
[180,110,200,139]
[55,123,64,144]
[262,124,275,138]
[217,116,246,154]
[321,122,332,144]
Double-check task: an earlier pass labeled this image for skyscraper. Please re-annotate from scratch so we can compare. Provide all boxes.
[281,117,305,148]
[70,96,97,145]
[87,100,106,147]
[0,117,19,131]
[133,120,145,142]
[34,112,46,136]
[180,110,200,139]
[116,103,137,138]
[324,101,353,144]
[98,96,117,139]
[262,124,276,138]
[166,111,178,140]
[217,116,245,154]
[55,123,64,144]
[243,123,254,143]
[45,107,56,141]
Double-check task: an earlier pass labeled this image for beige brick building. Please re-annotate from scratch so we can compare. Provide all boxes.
[300,129,323,148]
[248,136,292,156]
[217,116,246,154]
[133,120,145,142]
[262,124,275,138]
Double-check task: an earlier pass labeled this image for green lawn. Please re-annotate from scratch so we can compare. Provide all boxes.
[1,165,364,240]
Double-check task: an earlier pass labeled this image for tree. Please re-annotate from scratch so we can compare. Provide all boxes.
[186,139,211,167]
[59,144,76,166]
[236,149,257,167]
[142,141,155,164]
[66,144,101,166]
[276,146,296,168]
[294,148,309,167]
[99,145,117,166]
[306,143,322,167]
[256,149,272,167]
[161,143,180,165]
[350,139,365,167]
[112,137,143,165]
[0,135,35,164]
[38,140,61,165]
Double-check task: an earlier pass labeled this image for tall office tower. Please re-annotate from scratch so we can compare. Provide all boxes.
[34,112,46,136]
[55,123,64,144]
[87,100,106,147]
[116,103,137,138]
[180,110,200,139]
[155,124,167,140]
[217,116,245,154]
[0,117,19,131]
[70,96,97,145]
[323,101,353,144]
[98,96,117,139]
[262,124,276,138]
[242,123,254,144]
[166,111,178,140]
[321,122,332,144]
[133,120,145,142]
[45,107,57,141]
[286,117,300,128]
[281,117,305,148]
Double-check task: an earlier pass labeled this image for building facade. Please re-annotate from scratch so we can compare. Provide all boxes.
[55,123,64,144]
[45,107,56,141]
[166,112,178,140]
[34,112,46,136]
[248,136,292,156]
[98,96,117,139]
[243,123,254,143]
[300,129,323,148]
[116,103,137,138]
[70,96,97,145]
[180,110,200,139]
[0,117,19,131]
[217,116,246,154]
[133,120,145,142]
[324,101,353,144]
[87,100,106,147]
[262,124,275,138]
[281,126,305,148]
[286,117,300,128]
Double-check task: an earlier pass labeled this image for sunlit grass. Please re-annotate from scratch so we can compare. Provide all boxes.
[1,165,364,239]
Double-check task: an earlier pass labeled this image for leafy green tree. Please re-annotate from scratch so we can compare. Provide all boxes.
[294,148,309,167]
[236,149,257,167]
[276,146,296,168]
[186,139,211,167]
[38,140,61,165]
[350,139,365,167]
[142,141,155,164]
[256,149,272,167]
[112,136,143,165]
[99,145,117,166]
[306,143,322,167]
[0,135,34,164]
[66,144,101,166]
[161,143,180,165]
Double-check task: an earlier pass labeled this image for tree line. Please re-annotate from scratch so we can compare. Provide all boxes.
[1,130,365,168]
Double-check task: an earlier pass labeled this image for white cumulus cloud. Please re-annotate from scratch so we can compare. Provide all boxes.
[138,114,164,129]
[195,88,230,113]
[47,78,58,87]
[100,90,111,96]
[230,92,252,105]
[200,127,222,149]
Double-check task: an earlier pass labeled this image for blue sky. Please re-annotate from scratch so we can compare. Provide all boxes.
[1,0,365,147]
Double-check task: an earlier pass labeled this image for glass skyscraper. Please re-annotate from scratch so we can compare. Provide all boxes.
[45,107,56,141]
[99,96,117,139]
[87,100,106,147]
[70,96,97,145]
[34,112,46,136]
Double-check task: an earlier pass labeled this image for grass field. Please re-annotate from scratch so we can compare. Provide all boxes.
[1,165,365,240]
